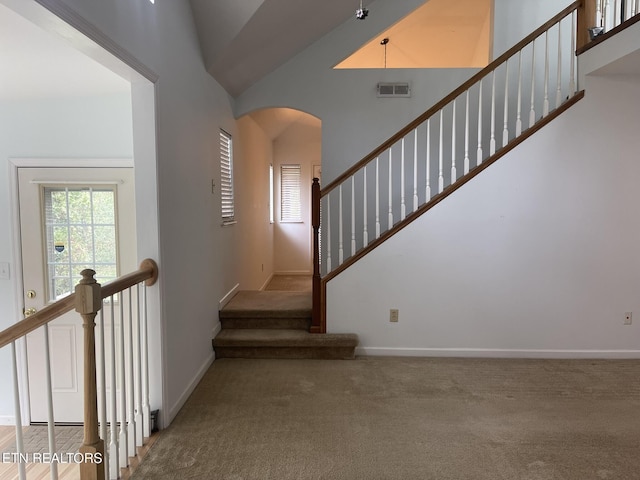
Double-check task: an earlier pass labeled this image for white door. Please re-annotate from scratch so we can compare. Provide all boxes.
[18,167,137,423]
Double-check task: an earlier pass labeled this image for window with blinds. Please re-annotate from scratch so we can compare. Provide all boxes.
[280,164,302,223]
[220,129,235,224]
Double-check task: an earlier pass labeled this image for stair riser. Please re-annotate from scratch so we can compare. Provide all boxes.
[214,346,356,360]
[221,317,311,330]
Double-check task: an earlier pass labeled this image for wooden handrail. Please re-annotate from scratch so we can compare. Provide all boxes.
[0,259,158,350]
[101,258,159,298]
[321,0,580,197]
[0,296,75,350]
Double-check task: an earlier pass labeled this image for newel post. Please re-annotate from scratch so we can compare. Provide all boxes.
[75,269,105,480]
[311,178,322,333]
[577,0,598,50]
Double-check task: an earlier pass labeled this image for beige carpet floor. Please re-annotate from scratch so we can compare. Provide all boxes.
[131,357,640,479]
[264,275,311,292]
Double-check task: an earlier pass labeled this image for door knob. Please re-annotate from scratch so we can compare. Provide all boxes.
[24,307,37,317]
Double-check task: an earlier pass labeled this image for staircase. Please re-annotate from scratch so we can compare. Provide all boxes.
[213,290,358,359]
[311,1,597,333]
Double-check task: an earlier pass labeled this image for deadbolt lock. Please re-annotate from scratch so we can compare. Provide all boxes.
[24,308,37,317]
[26,290,36,299]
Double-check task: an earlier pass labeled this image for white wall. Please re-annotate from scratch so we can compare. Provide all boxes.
[0,93,133,420]
[235,115,275,289]
[273,121,321,274]
[327,73,640,357]
[492,0,573,57]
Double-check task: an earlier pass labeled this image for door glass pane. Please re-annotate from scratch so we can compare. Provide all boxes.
[43,186,118,301]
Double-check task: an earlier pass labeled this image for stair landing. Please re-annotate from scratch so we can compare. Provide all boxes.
[213,290,358,360]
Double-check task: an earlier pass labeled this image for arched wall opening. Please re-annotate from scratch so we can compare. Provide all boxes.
[237,108,321,282]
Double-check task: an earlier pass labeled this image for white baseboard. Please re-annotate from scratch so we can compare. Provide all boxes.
[167,352,214,425]
[0,415,16,426]
[355,347,640,359]
[259,274,274,291]
[211,322,222,340]
[274,270,311,275]
[219,283,239,310]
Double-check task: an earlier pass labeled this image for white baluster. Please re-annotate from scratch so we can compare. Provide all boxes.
[363,167,368,246]
[400,138,406,220]
[530,40,536,128]
[503,60,509,147]
[326,195,332,271]
[11,342,26,480]
[597,0,603,26]
[98,309,109,475]
[109,297,119,479]
[490,71,496,155]
[464,90,470,174]
[604,0,613,31]
[543,30,550,117]
[351,177,356,255]
[426,119,432,200]
[413,128,418,211]
[43,325,58,480]
[451,99,457,183]
[438,110,444,193]
[126,289,136,457]
[135,285,144,447]
[338,185,344,264]
[477,79,483,164]
[556,22,562,109]
[570,12,576,97]
[142,285,151,439]
[388,148,394,228]
[614,0,621,26]
[375,157,380,239]
[118,296,128,468]
[516,50,523,137]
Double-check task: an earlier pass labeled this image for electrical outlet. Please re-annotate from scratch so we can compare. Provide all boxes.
[390,309,399,323]
[0,262,9,280]
[624,312,632,325]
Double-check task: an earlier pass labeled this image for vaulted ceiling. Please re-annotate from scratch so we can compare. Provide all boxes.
[188,0,493,98]
[188,0,375,97]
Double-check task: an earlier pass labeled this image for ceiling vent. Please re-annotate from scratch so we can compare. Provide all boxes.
[377,82,411,98]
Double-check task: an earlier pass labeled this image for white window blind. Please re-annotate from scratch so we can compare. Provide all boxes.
[269,164,274,224]
[220,129,235,223]
[281,164,302,222]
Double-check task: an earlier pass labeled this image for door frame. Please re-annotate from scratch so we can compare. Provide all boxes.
[2,0,165,429]
[9,158,134,425]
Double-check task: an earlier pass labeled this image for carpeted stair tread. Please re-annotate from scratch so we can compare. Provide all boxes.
[213,329,358,348]
[220,291,311,319]
[216,289,358,360]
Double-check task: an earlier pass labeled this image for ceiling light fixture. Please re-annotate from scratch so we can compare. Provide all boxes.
[380,38,389,68]
[356,0,368,20]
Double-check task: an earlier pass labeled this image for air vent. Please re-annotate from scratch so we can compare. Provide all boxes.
[377,82,411,98]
